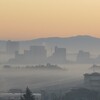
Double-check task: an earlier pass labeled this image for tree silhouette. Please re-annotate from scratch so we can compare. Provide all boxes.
[20,87,35,100]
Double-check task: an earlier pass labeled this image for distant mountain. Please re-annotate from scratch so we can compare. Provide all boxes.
[0,35,100,55]
[20,35,100,55]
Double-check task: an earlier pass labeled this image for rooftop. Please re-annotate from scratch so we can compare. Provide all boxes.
[84,72,100,76]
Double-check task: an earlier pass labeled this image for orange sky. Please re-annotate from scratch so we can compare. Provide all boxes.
[0,0,100,40]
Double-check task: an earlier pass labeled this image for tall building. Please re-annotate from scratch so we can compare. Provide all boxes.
[29,46,47,64]
[48,46,67,64]
[6,40,19,55]
[76,50,91,63]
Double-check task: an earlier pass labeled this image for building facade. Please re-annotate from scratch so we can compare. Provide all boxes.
[84,72,100,90]
[6,40,19,55]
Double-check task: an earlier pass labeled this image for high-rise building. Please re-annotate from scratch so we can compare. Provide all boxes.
[77,50,91,63]
[9,45,47,64]
[48,46,67,64]
[29,46,47,64]
[6,40,19,55]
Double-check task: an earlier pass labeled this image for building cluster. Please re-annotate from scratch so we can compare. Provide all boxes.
[5,40,100,64]
[8,46,67,65]
[76,50,100,64]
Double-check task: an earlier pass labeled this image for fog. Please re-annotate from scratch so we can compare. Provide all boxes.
[0,64,93,92]
[0,36,100,93]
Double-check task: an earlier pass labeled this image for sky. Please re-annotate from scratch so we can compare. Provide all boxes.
[0,0,100,40]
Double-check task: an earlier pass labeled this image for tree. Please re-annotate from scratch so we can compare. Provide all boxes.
[20,87,35,100]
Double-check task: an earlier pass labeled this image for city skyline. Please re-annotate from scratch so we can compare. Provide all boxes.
[0,0,100,40]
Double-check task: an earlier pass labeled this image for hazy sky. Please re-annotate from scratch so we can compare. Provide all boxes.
[0,0,100,40]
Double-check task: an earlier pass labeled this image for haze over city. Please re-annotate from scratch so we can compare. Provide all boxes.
[1,0,100,100]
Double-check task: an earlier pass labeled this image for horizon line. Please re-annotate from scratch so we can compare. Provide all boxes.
[0,35,99,41]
